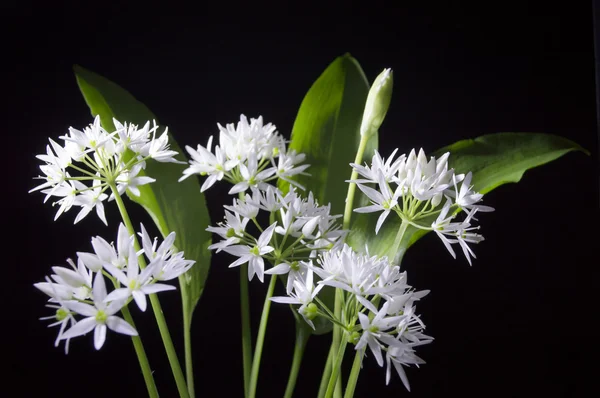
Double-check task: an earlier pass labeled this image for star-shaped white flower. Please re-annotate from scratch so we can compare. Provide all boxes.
[354,170,401,234]
[223,223,277,282]
[112,163,156,198]
[228,153,275,195]
[77,223,133,272]
[61,273,137,350]
[270,269,324,329]
[139,125,181,163]
[73,178,108,225]
[450,172,494,212]
[37,276,77,354]
[356,302,403,367]
[103,245,176,312]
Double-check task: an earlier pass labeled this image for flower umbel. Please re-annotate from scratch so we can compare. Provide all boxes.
[30,116,180,224]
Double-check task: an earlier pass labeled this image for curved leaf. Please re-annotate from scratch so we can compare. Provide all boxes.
[74,65,212,316]
[348,132,588,261]
[432,132,589,194]
[280,53,376,215]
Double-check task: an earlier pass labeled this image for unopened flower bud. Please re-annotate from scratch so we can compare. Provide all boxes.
[360,68,393,137]
[302,303,319,320]
[348,330,361,344]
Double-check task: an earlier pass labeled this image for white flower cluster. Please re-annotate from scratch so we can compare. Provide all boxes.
[35,223,194,352]
[351,148,494,264]
[180,115,309,193]
[208,186,345,284]
[30,116,180,225]
[271,244,432,391]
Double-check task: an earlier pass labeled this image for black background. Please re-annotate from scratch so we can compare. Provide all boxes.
[5,2,599,398]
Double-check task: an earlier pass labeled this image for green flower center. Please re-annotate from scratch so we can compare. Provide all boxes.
[56,308,69,321]
[250,246,260,256]
[95,310,108,323]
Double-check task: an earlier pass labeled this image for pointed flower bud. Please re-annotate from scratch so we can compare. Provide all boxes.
[360,68,393,137]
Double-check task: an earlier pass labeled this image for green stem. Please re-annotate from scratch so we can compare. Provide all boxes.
[342,133,370,230]
[180,280,195,398]
[240,264,252,398]
[318,343,336,398]
[391,219,409,264]
[283,323,311,398]
[343,349,364,398]
[248,274,278,398]
[238,192,253,398]
[109,184,190,398]
[325,126,371,398]
[332,289,344,398]
[324,337,348,398]
[120,305,159,398]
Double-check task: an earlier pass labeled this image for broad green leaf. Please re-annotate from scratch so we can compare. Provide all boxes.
[348,132,588,261]
[280,53,377,215]
[432,132,589,194]
[74,65,212,317]
[281,54,376,334]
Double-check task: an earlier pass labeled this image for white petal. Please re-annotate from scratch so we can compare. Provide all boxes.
[77,252,104,272]
[270,296,301,304]
[141,283,176,294]
[106,316,138,336]
[94,324,107,350]
[92,273,107,303]
[375,210,390,234]
[104,288,131,303]
[65,301,97,317]
[61,317,97,340]
[264,263,291,275]
[258,223,277,247]
[132,290,147,312]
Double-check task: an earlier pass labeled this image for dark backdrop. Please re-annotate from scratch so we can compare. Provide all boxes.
[5,2,599,398]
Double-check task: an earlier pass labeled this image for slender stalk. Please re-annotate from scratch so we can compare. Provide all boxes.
[325,125,372,398]
[343,349,364,398]
[109,184,190,398]
[332,289,344,398]
[317,343,336,398]
[239,191,253,397]
[248,274,278,398]
[324,337,348,398]
[283,323,310,398]
[120,305,159,398]
[391,219,409,264]
[342,134,370,230]
[240,264,252,398]
[180,280,195,398]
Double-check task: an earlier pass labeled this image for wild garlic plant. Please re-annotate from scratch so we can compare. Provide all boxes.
[31,62,523,398]
[183,110,493,396]
[31,117,196,397]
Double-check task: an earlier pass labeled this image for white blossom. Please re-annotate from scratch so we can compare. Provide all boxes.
[223,223,277,282]
[103,245,175,312]
[271,269,323,329]
[60,273,137,350]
